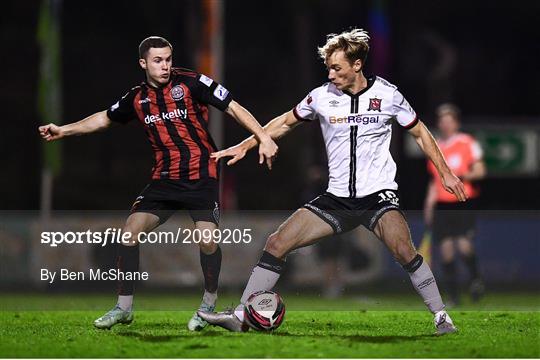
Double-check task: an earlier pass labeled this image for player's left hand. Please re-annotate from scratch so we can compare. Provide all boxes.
[211,144,248,166]
[441,171,467,202]
[258,136,279,170]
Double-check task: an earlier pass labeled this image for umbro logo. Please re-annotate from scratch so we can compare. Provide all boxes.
[418,277,435,289]
[329,100,340,107]
[258,299,272,306]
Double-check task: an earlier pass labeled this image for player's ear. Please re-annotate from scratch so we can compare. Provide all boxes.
[353,59,362,72]
[139,58,147,70]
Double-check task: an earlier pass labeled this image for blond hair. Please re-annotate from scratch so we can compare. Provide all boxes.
[318,28,370,65]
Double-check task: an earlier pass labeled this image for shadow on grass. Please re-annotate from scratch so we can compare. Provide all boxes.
[117,330,225,342]
[274,331,436,343]
[345,334,436,343]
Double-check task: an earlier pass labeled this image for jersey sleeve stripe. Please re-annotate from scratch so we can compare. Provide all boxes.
[292,107,311,122]
[402,116,419,129]
[172,67,198,78]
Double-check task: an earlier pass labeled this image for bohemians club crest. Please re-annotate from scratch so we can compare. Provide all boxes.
[171,85,185,101]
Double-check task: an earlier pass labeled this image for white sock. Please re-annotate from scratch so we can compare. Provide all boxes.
[203,291,217,306]
[240,266,281,304]
[117,295,133,311]
[235,251,285,322]
[407,260,445,313]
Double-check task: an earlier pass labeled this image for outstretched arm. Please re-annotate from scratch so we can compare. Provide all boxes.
[213,109,301,166]
[38,110,112,142]
[408,120,467,202]
[225,100,278,169]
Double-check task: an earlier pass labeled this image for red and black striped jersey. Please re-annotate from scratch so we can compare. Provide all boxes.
[106,67,232,180]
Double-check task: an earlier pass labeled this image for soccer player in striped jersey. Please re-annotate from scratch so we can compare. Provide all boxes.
[199,29,465,335]
[38,36,278,331]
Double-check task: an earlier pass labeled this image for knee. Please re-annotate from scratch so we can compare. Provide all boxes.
[121,228,140,246]
[391,241,416,265]
[264,231,290,258]
[440,239,455,262]
[457,238,474,255]
[199,240,218,255]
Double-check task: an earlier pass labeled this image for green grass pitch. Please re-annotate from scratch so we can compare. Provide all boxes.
[1,292,538,358]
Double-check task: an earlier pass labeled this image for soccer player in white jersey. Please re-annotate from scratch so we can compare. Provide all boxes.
[199,29,465,335]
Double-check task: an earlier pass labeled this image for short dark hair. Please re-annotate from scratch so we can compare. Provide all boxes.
[436,103,461,120]
[138,36,173,59]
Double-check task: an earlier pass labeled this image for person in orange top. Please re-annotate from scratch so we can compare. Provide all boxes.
[424,103,486,305]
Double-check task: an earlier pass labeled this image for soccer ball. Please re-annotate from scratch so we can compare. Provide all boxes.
[243,290,286,331]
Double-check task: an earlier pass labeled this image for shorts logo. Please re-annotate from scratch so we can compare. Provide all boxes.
[213,201,220,224]
[213,85,229,101]
[170,85,184,101]
[368,97,382,112]
[307,95,313,105]
[131,196,144,211]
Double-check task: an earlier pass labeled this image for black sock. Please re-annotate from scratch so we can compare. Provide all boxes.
[116,244,139,295]
[463,253,479,280]
[257,250,286,274]
[200,246,222,293]
[402,254,424,273]
[442,260,459,302]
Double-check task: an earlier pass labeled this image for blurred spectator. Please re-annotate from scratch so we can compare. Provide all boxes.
[424,103,486,305]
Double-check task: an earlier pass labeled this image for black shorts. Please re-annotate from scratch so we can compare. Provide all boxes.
[130,178,220,225]
[432,199,477,243]
[303,189,403,234]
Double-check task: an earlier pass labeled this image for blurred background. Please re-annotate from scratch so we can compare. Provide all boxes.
[1,0,539,303]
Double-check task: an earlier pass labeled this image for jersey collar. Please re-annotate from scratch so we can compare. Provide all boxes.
[142,76,173,90]
[342,74,376,98]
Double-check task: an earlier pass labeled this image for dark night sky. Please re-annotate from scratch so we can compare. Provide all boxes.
[4,0,539,210]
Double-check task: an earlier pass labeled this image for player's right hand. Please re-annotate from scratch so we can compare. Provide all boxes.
[38,123,64,142]
[211,143,248,166]
[441,171,467,202]
[258,137,279,170]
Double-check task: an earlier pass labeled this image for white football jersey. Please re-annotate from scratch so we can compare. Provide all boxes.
[293,76,418,198]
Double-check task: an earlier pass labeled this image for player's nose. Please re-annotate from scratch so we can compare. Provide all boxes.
[327,71,335,81]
